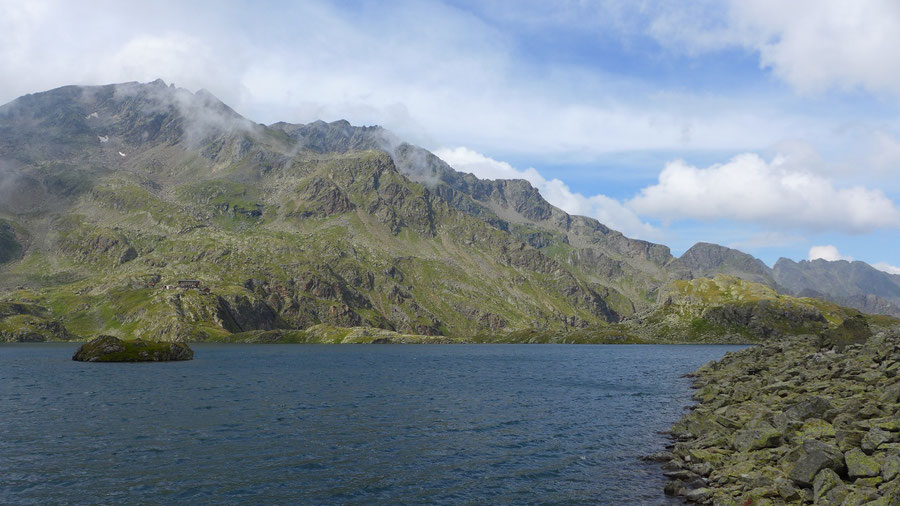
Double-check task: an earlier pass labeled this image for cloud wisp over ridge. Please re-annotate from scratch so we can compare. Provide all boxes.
[808,245,853,262]
[873,262,900,275]
[434,147,662,241]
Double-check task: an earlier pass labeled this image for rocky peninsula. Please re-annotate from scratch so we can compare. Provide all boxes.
[73,335,194,362]
[660,328,900,504]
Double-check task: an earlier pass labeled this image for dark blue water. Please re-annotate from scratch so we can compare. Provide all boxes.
[0,344,741,504]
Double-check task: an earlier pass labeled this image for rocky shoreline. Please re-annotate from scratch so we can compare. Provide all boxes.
[659,329,900,505]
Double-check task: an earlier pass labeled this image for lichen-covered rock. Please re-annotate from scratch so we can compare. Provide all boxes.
[72,335,193,362]
[883,452,900,482]
[732,427,782,452]
[880,383,900,405]
[797,418,836,441]
[875,417,900,432]
[842,487,880,505]
[865,478,900,506]
[846,448,881,478]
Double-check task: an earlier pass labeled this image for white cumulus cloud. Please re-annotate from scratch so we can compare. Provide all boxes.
[628,153,900,233]
[808,245,852,262]
[731,0,900,95]
[649,0,900,95]
[433,147,661,241]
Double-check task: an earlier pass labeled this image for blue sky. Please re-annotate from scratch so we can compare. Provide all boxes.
[2,0,900,270]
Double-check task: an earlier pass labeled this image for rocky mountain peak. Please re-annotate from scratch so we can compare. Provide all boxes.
[269,119,387,154]
[667,242,774,287]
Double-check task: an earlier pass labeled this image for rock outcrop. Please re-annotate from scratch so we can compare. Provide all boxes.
[621,275,854,343]
[660,328,900,504]
[0,219,25,264]
[73,335,193,362]
[0,302,73,342]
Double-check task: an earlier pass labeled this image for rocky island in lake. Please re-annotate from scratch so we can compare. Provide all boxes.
[73,335,194,362]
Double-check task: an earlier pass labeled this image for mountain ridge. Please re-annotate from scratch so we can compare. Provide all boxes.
[0,80,895,342]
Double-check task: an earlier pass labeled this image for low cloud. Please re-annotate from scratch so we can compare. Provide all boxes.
[434,147,662,241]
[808,245,852,262]
[111,80,258,147]
[873,262,900,275]
[628,153,900,233]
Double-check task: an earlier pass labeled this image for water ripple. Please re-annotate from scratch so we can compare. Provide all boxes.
[0,343,741,504]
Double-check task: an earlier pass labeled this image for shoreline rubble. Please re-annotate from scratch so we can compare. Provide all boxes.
[660,329,900,505]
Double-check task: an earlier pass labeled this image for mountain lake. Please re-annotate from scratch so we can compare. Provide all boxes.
[0,343,744,504]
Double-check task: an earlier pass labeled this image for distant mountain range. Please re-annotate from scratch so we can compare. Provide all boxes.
[666,242,900,317]
[0,80,895,342]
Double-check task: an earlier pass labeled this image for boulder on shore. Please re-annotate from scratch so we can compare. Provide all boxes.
[73,335,193,362]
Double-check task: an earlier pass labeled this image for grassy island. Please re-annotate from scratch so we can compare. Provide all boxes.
[72,335,194,362]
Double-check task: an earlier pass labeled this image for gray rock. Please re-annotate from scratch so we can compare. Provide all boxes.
[784,396,833,422]
[663,470,699,481]
[640,451,674,462]
[862,427,894,454]
[663,480,684,496]
[837,429,867,452]
[682,487,712,503]
[775,477,801,501]
[864,478,900,506]
[789,440,845,487]
[841,487,879,506]
[883,452,900,482]
[813,468,846,504]
[690,461,714,477]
